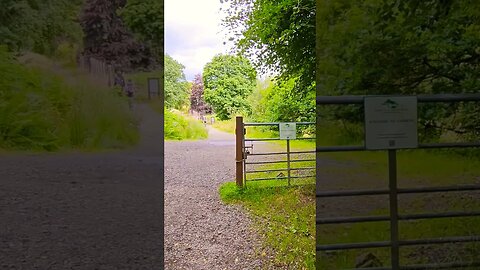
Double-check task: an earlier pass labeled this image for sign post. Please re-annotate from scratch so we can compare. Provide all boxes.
[279,123,297,140]
[364,96,418,150]
[147,78,160,100]
[235,116,244,188]
[364,96,418,270]
[279,123,296,185]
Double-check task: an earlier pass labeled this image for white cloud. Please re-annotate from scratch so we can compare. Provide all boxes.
[165,0,230,81]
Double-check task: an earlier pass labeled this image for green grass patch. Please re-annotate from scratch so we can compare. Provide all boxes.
[316,122,480,269]
[215,118,316,268]
[0,48,139,151]
[164,110,208,140]
[220,157,315,269]
[317,207,480,269]
[316,147,480,188]
[220,181,315,269]
[245,157,315,187]
[148,100,208,140]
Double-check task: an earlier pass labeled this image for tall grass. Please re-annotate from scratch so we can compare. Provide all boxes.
[164,110,208,140]
[148,100,208,140]
[0,48,139,151]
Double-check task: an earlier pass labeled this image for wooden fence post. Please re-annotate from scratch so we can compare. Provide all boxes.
[235,116,244,188]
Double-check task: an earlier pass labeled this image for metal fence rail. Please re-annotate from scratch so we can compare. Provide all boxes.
[235,116,315,187]
[316,93,480,270]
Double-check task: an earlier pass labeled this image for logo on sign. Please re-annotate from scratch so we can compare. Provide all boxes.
[382,99,399,109]
[279,122,296,140]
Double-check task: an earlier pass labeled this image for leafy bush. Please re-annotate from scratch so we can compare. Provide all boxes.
[164,109,208,140]
[53,41,80,68]
[0,0,84,54]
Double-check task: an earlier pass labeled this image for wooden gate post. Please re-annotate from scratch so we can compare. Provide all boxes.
[235,116,244,188]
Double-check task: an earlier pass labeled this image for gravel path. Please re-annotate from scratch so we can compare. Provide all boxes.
[164,126,266,270]
[0,104,164,269]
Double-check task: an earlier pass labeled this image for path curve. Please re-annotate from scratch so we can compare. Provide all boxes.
[164,125,266,269]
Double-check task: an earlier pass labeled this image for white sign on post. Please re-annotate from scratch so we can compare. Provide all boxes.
[148,78,160,96]
[279,123,296,140]
[364,96,418,150]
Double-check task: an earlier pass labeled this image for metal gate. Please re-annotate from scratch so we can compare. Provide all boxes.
[316,94,480,269]
[235,116,316,188]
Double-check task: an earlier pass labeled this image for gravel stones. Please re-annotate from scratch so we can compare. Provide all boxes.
[164,127,266,269]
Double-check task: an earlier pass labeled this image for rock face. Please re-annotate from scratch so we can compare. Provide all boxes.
[355,252,383,268]
[79,0,154,72]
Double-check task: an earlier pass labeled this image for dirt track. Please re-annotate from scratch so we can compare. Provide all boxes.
[164,127,266,269]
[0,104,164,269]
[0,104,270,269]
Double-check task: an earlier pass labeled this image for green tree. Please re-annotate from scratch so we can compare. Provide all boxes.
[222,0,315,97]
[317,0,480,140]
[253,77,315,123]
[119,0,164,62]
[0,0,83,54]
[164,54,189,109]
[80,0,153,71]
[203,54,257,120]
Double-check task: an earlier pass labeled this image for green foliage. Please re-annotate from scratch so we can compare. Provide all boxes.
[0,0,84,55]
[0,47,138,151]
[219,181,315,269]
[317,0,480,140]
[203,54,257,120]
[53,41,81,68]
[222,0,315,99]
[250,77,315,123]
[164,54,189,110]
[119,0,164,59]
[126,70,163,101]
[163,109,208,140]
[80,0,153,71]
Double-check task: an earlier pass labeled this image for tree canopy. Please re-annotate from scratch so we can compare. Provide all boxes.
[119,0,164,61]
[80,0,153,71]
[0,0,84,54]
[203,54,257,120]
[317,0,480,140]
[164,54,189,109]
[190,74,212,115]
[222,0,315,96]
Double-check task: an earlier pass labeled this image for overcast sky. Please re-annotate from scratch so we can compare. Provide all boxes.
[165,0,230,81]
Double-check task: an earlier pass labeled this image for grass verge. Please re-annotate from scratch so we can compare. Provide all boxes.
[149,100,208,140]
[216,117,316,268]
[316,122,480,269]
[0,48,138,151]
[220,180,315,269]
